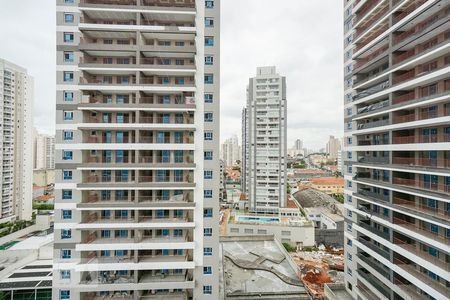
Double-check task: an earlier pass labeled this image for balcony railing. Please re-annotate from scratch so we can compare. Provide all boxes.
[80,0,137,5]
[357,189,390,202]
[392,134,450,144]
[357,254,390,279]
[393,217,449,244]
[393,178,450,194]
[392,0,427,24]
[392,113,415,124]
[85,156,132,164]
[141,0,195,8]
[358,222,390,241]
[138,156,194,164]
[392,157,450,169]
[394,257,450,296]
[393,238,449,271]
[357,119,389,130]
[394,4,450,45]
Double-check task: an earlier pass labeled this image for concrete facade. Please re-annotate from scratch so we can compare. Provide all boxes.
[34,129,56,170]
[0,58,34,223]
[54,0,220,299]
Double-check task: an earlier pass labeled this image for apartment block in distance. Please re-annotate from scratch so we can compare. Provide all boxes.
[34,128,56,170]
[243,66,287,213]
[343,0,449,299]
[0,58,34,223]
[54,0,220,299]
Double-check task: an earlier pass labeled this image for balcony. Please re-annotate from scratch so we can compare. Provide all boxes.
[353,80,390,101]
[393,217,448,245]
[356,118,390,130]
[81,231,191,245]
[355,24,389,52]
[392,178,450,194]
[392,134,450,144]
[84,156,133,164]
[80,16,137,26]
[357,253,390,279]
[141,0,195,8]
[85,116,135,124]
[393,4,450,45]
[80,95,136,105]
[83,293,134,300]
[357,156,389,164]
[394,257,450,297]
[357,189,390,202]
[139,116,194,125]
[354,5,389,41]
[393,238,449,272]
[357,269,390,299]
[393,80,450,105]
[357,282,380,300]
[80,0,137,5]
[393,29,450,65]
[138,155,194,164]
[392,157,450,169]
[394,278,429,300]
[358,222,390,241]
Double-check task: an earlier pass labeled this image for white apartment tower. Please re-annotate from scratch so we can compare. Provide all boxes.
[220,134,239,167]
[294,139,303,150]
[244,66,287,213]
[54,0,220,299]
[0,59,33,223]
[241,107,248,193]
[34,129,56,170]
[326,135,342,160]
[344,1,449,300]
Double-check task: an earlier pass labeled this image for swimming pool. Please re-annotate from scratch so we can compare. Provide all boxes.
[237,216,279,223]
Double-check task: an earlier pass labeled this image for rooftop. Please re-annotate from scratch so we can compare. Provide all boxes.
[310,177,344,186]
[219,235,311,299]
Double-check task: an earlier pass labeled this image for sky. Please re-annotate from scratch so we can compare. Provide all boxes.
[0,0,343,150]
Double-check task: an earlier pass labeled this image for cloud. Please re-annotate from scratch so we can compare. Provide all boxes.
[0,0,344,148]
[220,0,344,150]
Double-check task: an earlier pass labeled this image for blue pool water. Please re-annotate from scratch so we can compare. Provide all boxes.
[237,216,279,223]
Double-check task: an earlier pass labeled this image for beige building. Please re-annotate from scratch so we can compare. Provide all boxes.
[326,135,342,160]
[34,129,55,170]
[54,0,221,299]
[33,169,55,187]
[0,59,34,223]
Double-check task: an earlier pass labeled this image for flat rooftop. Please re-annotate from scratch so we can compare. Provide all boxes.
[219,235,311,299]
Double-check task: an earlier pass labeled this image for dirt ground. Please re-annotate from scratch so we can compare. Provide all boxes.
[219,208,230,236]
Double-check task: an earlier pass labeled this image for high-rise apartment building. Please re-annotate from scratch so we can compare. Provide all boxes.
[294,139,303,150]
[326,135,342,160]
[0,59,33,223]
[343,1,449,299]
[241,107,248,194]
[244,66,287,213]
[54,0,220,299]
[220,134,240,166]
[34,129,56,170]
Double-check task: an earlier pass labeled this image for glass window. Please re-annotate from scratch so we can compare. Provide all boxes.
[204,189,213,198]
[63,32,74,43]
[64,51,74,63]
[63,91,74,101]
[204,208,213,218]
[205,36,214,46]
[62,190,72,200]
[204,74,214,84]
[205,56,214,65]
[63,111,73,120]
[204,247,212,256]
[205,18,214,27]
[204,227,212,236]
[203,285,212,295]
[64,13,74,23]
[60,290,70,300]
[62,210,72,220]
[204,131,213,140]
[204,170,213,179]
[61,229,71,239]
[63,72,74,82]
[63,131,73,141]
[63,170,72,180]
[204,112,213,122]
[61,249,71,259]
[205,0,214,8]
[62,151,73,161]
[204,93,213,103]
[204,151,213,160]
[203,266,212,275]
[60,270,71,279]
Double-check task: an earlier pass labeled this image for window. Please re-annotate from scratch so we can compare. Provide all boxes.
[63,131,73,141]
[203,285,212,295]
[63,72,74,82]
[62,210,72,220]
[204,208,213,218]
[244,228,254,234]
[204,74,214,84]
[63,111,73,120]
[205,56,214,65]
[205,18,214,27]
[63,32,74,43]
[62,190,72,200]
[64,13,74,24]
[62,150,73,161]
[65,0,74,3]
[347,195,352,203]
[64,51,74,63]
[347,137,352,145]
[347,223,352,232]
[204,93,213,103]
[63,170,72,180]
[61,229,71,239]
[61,249,71,259]
[204,131,213,140]
[347,268,352,276]
[60,290,70,300]
[204,170,213,179]
[347,210,352,218]
[347,152,352,159]
[203,266,212,275]
[205,0,214,8]
[204,151,213,160]
[204,247,212,256]
[60,270,71,279]
[347,181,352,188]
[257,229,267,234]
[63,91,73,101]
[204,189,213,198]
[347,238,352,247]
[204,112,213,122]
[205,36,214,46]
[204,227,212,236]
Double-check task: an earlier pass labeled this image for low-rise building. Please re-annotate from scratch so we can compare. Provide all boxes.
[219,235,311,299]
[299,177,344,195]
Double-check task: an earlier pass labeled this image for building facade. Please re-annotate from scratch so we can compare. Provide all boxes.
[244,66,287,213]
[54,0,220,299]
[34,129,56,170]
[343,0,450,299]
[294,138,303,150]
[326,135,342,160]
[0,59,34,223]
[241,107,248,195]
[220,134,239,167]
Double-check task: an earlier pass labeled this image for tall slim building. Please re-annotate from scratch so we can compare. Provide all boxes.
[294,139,303,150]
[343,1,449,300]
[0,59,33,222]
[241,107,248,193]
[34,129,56,170]
[326,135,342,160]
[244,66,287,213]
[220,134,239,166]
[54,0,220,299]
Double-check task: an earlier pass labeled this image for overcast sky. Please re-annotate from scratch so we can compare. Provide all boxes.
[0,0,343,150]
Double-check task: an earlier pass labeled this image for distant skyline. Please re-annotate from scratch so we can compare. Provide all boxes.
[0,0,344,149]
